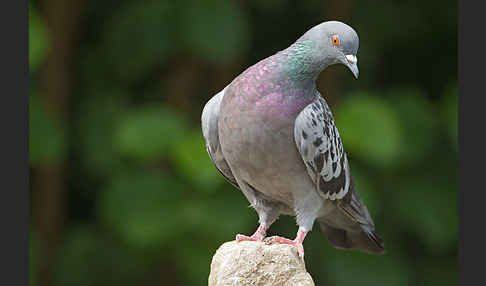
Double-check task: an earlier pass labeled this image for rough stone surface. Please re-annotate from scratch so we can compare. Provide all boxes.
[208,240,314,286]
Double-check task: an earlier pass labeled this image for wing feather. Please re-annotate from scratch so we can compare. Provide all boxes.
[295,95,384,253]
[201,87,239,189]
[294,95,350,200]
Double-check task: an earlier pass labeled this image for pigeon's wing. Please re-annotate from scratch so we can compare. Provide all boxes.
[294,95,350,200]
[294,94,385,254]
[201,87,240,189]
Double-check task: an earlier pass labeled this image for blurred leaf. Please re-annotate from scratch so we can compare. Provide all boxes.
[173,237,219,286]
[349,163,382,218]
[169,130,224,192]
[326,251,411,286]
[115,105,189,161]
[173,191,256,285]
[98,171,185,248]
[178,190,255,238]
[76,91,127,178]
[391,176,458,253]
[416,258,457,286]
[29,7,48,70]
[385,87,440,167]
[181,0,250,63]
[102,0,174,81]
[442,84,458,150]
[356,0,426,43]
[55,226,153,286]
[334,93,404,168]
[29,95,66,166]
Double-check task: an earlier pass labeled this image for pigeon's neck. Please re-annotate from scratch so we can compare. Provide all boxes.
[278,40,327,86]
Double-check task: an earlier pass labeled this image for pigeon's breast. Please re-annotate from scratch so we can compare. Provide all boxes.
[218,76,316,206]
[227,65,313,122]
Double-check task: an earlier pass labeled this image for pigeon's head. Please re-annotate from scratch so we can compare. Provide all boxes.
[301,21,360,79]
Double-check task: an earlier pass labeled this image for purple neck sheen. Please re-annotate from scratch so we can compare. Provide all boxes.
[229,38,329,118]
[244,40,323,90]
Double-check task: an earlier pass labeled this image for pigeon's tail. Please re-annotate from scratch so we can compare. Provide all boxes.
[319,220,385,255]
[317,183,385,255]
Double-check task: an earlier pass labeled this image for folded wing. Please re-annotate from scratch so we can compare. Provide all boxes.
[294,95,350,200]
[201,87,239,189]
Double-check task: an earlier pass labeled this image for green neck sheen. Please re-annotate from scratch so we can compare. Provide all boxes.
[280,40,323,86]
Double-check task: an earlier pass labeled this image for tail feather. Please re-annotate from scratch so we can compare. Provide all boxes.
[358,224,385,254]
[319,221,385,255]
[318,175,385,254]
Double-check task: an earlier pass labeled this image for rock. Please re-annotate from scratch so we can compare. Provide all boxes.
[208,240,315,286]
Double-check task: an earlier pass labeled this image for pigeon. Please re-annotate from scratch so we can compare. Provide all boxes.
[201,21,384,258]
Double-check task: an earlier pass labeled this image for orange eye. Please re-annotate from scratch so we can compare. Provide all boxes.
[331,35,340,46]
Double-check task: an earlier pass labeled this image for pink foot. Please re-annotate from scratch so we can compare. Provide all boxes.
[236,224,268,242]
[266,229,307,258]
[236,233,265,242]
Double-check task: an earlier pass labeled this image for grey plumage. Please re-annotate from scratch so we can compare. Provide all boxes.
[294,95,349,200]
[201,87,239,188]
[201,21,384,255]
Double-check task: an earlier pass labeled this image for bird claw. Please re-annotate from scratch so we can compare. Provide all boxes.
[236,224,268,242]
[236,233,264,242]
[265,236,305,259]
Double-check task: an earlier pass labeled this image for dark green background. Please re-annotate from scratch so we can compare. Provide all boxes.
[29,0,457,285]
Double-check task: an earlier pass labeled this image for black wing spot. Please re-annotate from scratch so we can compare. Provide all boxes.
[314,154,324,173]
[302,130,308,139]
[313,137,323,147]
[319,166,346,196]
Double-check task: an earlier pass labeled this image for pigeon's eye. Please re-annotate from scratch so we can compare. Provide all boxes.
[331,35,340,47]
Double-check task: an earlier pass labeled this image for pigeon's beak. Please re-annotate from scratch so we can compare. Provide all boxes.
[345,54,359,79]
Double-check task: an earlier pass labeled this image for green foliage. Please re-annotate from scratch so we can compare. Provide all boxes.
[29,95,66,166]
[170,130,224,192]
[29,7,48,71]
[75,92,127,178]
[98,171,185,249]
[326,252,412,286]
[335,93,404,168]
[29,1,457,285]
[102,1,175,82]
[181,0,250,63]
[115,105,189,160]
[348,163,382,217]
[385,87,441,167]
[54,227,155,286]
[442,84,458,150]
[392,175,458,253]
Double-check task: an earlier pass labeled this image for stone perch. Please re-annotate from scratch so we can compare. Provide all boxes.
[208,240,315,286]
